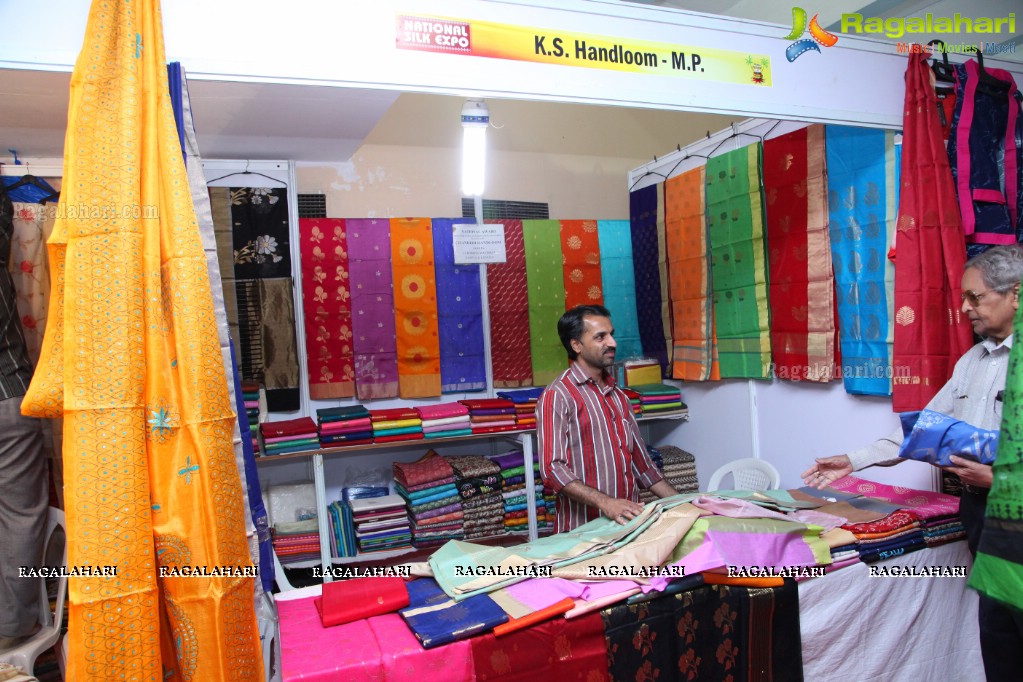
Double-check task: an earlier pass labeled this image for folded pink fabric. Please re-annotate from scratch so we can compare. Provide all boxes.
[415,403,470,420]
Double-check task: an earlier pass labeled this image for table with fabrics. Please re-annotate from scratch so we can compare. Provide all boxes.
[276,478,984,681]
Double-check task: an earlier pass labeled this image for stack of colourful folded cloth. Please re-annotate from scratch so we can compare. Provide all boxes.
[241,381,262,453]
[458,398,519,434]
[415,403,472,439]
[317,405,373,447]
[497,387,545,430]
[540,486,557,533]
[621,387,643,415]
[260,417,319,456]
[638,445,699,504]
[630,383,687,415]
[349,494,412,554]
[845,510,928,563]
[393,450,463,548]
[326,500,357,558]
[920,513,966,547]
[272,519,321,565]
[371,407,424,444]
[448,455,505,540]
[489,450,546,533]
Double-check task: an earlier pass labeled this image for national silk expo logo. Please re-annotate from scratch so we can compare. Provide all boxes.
[784,7,839,61]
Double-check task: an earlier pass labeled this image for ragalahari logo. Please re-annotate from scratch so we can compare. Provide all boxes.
[784,7,839,61]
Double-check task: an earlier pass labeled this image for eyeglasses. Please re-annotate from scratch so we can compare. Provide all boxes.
[961,289,993,307]
[961,287,1017,307]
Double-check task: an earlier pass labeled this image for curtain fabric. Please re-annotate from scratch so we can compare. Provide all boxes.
[391,217,442,398]
[522,220,567,387]
[347,219,400,399]
[560,219,604,308]
[298,218,355,399]
[432,219,487,393]
[597,220,644,359]
[22,0,262,677]
[228,186,300,411]
[487,219,534,387]
[892,51,973,411]
[629,185,672,374]
[664,167,720,381]
[763,125,837,382]
[705,144,773,378]
[826,125,898,396]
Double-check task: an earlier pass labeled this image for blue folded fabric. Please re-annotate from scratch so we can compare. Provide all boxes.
[399,578,507,648]
[898,409,998,466]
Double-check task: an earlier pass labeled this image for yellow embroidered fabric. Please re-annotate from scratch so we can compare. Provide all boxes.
[22,1,263,679]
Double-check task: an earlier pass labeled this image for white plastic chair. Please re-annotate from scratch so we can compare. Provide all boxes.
[0,507,67,677]
[707,458,781,491]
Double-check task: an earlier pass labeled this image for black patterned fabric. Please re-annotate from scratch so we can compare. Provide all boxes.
[602,579,802,682]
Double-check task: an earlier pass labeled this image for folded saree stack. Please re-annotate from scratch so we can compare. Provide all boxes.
[317,404,373,447]
[393,450,464,548]
[459,398,520,434]
[497,387,545,429]
[260,416,320,456]
[371,407,424,444]
[448,455,506,540]
[414,402,472,439]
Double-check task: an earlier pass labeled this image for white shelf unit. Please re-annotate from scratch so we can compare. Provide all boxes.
[258,412,689,581]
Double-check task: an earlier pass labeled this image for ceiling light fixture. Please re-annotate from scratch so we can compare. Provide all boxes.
[461,99,489,197]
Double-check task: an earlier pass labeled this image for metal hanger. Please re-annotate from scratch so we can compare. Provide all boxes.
[206,161,288,187]
[928,41,955,89]
[0,160,60,203]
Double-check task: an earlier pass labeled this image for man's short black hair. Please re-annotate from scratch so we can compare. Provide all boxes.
[558,305,611,360]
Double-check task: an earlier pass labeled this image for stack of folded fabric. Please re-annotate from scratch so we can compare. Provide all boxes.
[621,387,643,415]
[349,494,412,554]
[371,407,424,444]
[393,451,464,548]
[638,445,699,504]
[326,500,357,558]
[920,513,967,547]
[540,486,557,533]
[415,402,472,439]
[458,398,520,434]
[630,383,687,416]
[260,417,320,456]
[241,380,263,453]
[844,510,927,563]
[489,450,545,534]
[448,455,505,540]
[317,405,373,448]
[272,519,321,565]
[496,387,545,430]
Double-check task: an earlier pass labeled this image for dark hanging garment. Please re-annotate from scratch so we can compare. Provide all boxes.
[947,58,1023,256]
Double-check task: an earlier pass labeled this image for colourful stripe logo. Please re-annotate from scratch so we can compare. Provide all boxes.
[784,7,839,61]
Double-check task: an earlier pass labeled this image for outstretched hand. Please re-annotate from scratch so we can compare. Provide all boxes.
[801,455,853,489]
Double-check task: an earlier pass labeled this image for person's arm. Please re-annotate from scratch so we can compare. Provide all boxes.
[559,480,644,524]
[648,479,679,498]
[536,388,581,494]
[805,352,970,486]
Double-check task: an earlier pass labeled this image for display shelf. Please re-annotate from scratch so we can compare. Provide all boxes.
[259,410,688,581]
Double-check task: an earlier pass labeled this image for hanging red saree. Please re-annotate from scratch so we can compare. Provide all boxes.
[892,52,973,411]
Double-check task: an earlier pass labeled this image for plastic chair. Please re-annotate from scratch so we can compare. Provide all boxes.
[0,507,67,676]
[707,458,781,491]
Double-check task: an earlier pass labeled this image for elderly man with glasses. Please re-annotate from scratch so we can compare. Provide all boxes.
[802,243,1023,681]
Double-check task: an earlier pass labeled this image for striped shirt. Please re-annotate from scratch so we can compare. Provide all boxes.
[0,186,33,400]
[537,362,663,532]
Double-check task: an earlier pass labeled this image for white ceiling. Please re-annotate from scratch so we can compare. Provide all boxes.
[2,0,1019,166]
[0,67,737,165]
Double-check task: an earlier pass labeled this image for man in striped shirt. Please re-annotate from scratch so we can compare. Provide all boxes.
[537,305,677,533]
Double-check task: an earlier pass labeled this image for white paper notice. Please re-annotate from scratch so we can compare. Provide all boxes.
[452,223,507,264]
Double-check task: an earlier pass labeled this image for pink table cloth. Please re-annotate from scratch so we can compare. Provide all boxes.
[278,595,473,681]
